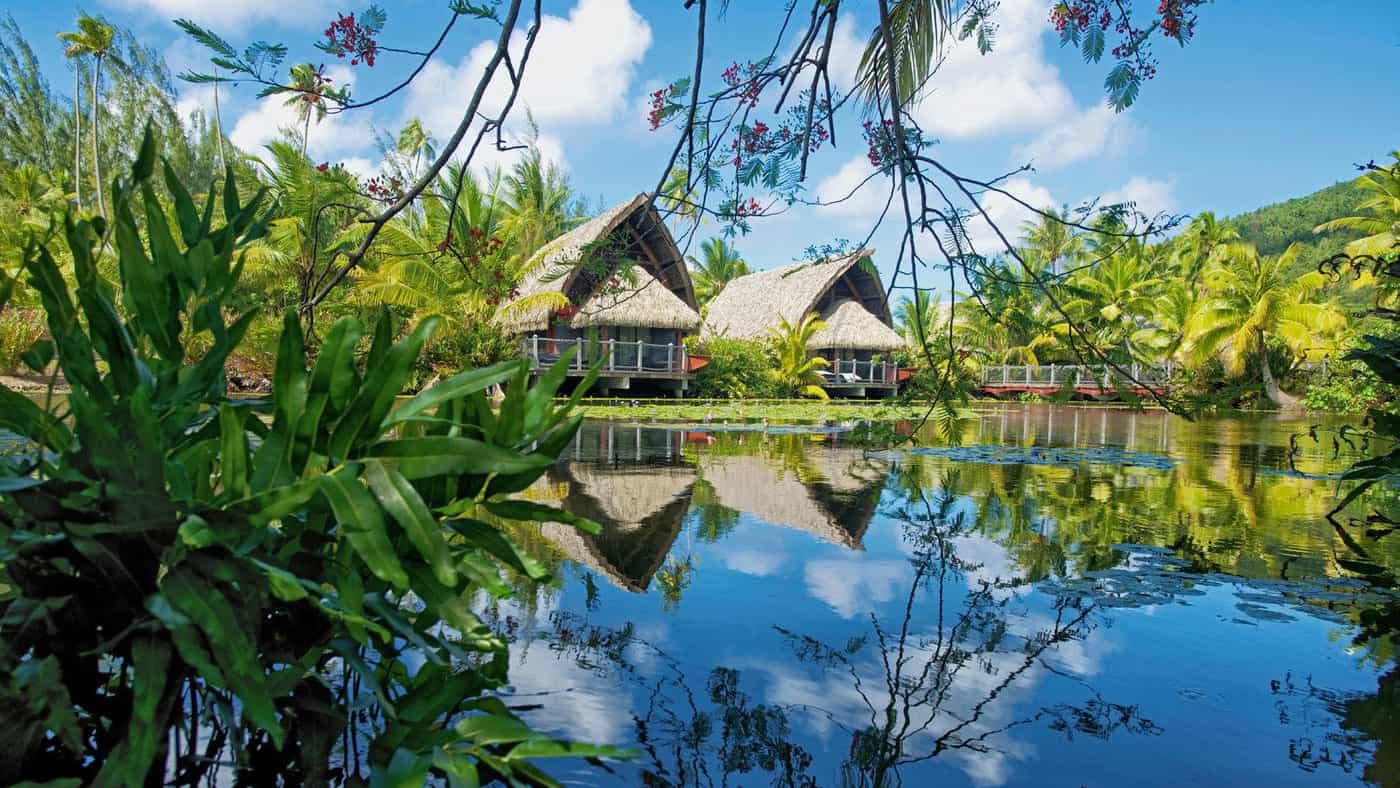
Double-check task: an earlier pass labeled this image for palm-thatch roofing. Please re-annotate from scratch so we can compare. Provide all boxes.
[807,299,906,351]
[570,270,701,331]
[700,249,895,345]
[535,464,695,593]
[698,447,888,549]
[496,193,698,334]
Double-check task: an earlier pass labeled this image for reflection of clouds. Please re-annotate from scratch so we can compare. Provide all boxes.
[803,558,908,618]
[725,547,787,576]
[509,645,635,746]
[750,644,1043,787]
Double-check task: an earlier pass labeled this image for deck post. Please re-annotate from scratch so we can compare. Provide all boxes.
[1049,364,1056,385]
[530,335,538,368]
[637,340,643,372]
[1003,365,1009,384]
[608,339,615,372]
[1026,365,1032,384]
[666,343,673,373]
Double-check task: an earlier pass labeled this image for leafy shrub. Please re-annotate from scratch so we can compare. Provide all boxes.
[0,129,624,784]
[0,307,44,372]
[687,336,780,399]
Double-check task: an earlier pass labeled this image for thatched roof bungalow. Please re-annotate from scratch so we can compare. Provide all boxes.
[701,250,905,392]
[497,194,702,391]
[697,447,888,549]
[535,463,695,593]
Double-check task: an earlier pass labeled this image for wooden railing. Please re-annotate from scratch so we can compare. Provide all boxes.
[820,359,898,385]
[522,336,688,374]
[980,363,1175,388]
[979,360,1331,391]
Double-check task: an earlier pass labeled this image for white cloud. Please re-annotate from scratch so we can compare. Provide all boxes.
[907,0,1073,139]
[1101,176,1176,219]
[962,176,1057,254]
[229,65,375,160]
[405,0,651,161]
[814,155,889,217]
[175,85,216,123]
[102,0,331,30]
[1013,104,1140,171]
[339,157,379,180]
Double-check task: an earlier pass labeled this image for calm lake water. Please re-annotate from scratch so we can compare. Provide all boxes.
[488,404,1400,787]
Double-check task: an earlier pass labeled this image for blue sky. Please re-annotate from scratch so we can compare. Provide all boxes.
[11,0,1400,288]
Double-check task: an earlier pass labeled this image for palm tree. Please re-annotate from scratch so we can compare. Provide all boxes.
[1185,243,1345,408]
[959,255,1061,365]
[1062,247,1165,361]
[688,238,748,308]
[396,118,437,181]
[500,148,576,261]
[1314,151,1400,258]
[1021,207,1083,276]
[285,63,331,159]
[659,167,699,225]
[895,289,946,350]
[1175,211,1241,290]
[58,31,83,207]
[58,16,124,219]
[768,313,830,399]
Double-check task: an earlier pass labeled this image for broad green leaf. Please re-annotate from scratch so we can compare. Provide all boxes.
[482,499,601,535]
[364,461,455,586]
[447,519,551,581]
[329,316,439,458]
[318,469,409,589]
[364,436,554,480]
[219,405,250,499]
[370,748,431,788]
[93,637,178,787]
[382,360,523,431]
[432,748,481,788]
[454,713,536,745]
[507,738,636,761]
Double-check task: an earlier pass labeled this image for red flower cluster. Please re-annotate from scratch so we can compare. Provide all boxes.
[324,12,378,67]
[720,61,763,107]
[555,304,580,319]
[316,161,330,173]
[648,83,675,131]
[732,197,763,218]
[1156,0,1198,42]
[862,119,898,169]
[1050,1,1111,32]
[364,174,403,204]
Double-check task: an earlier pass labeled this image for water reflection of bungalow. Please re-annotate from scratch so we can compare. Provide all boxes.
[698,447,889,548]
[537,463,697,593]
[497,194,703,396]
[701,250,906,397]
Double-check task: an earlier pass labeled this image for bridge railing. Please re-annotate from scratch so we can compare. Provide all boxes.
[980,363,1176,388]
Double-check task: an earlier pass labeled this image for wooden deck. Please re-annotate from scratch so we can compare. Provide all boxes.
[977,364,1173,399]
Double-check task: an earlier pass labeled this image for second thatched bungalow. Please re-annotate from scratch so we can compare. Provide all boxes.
[701,249,907,397]
[496,194,703,396]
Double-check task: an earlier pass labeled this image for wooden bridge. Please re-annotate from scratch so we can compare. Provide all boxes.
[978,364,1175,399]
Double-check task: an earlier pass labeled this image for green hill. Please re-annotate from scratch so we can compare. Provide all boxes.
[1228,179,1364,278]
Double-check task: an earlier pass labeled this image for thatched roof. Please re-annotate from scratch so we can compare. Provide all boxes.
[698,448,887,549]
[536,464,695,593]
[700,249,894,343]
[496,194,699,334]
[570,270,701,331]
[807,299,906,351]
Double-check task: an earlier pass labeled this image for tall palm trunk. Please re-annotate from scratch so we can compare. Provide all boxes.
[213,81,226,171]
[1257,331,1298,410]
[90,54,106,221]
[72,67,82,206]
